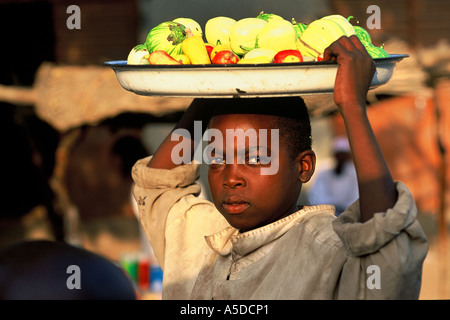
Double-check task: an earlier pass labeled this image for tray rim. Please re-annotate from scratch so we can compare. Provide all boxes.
[103,54,409,70]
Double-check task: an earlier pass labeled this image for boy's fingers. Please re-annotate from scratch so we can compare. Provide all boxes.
[322,36,347,61]
[339,35,359,52]
[349,35,373,62]
[349,34,365,50]
[323,35,372,62]
[323,36,359,61]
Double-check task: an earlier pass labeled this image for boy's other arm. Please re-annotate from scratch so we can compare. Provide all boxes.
[147,100,213,169]
[323,35,398,223]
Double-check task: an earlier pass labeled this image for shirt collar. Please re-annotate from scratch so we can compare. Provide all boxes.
[204,205,335,257]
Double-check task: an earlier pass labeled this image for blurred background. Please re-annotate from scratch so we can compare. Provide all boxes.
[0,0,448,299]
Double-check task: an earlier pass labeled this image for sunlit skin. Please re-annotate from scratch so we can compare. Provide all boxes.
[207,114,315,232]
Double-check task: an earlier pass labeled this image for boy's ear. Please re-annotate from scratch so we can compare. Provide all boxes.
[296,150,316,183]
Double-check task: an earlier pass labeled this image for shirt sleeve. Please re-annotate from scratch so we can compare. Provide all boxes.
[332,181,429,299]
[131,156,228,269]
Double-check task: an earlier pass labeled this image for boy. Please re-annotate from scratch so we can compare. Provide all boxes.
[132,36,428,299]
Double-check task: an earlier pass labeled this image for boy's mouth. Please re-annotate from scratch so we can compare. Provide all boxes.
[222,197,250,215]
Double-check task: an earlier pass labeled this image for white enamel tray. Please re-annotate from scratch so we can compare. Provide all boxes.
[104,54,408,98]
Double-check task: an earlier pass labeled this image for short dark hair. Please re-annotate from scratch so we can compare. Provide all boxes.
[198,97,312,160]
[271,109,312,160]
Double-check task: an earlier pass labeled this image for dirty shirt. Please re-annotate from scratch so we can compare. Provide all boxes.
[132,156,428,300]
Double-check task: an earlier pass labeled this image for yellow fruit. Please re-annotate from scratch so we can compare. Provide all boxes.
[174,54,191,64]
[256,11,285,22]
[173,18,203,37]
[243,48,277,61]
[256,19,298,52]
[321,15,356,36]
[229,18,267,56]
[298,15,356,58]
[205,16,236,46]
[127,44,150,65]
[237,56,272,64]
[181,36,211,64]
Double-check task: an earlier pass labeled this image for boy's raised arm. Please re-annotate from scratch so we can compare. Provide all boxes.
[323,35,398,223]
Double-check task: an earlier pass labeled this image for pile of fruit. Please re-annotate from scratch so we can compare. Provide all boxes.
[127,12,389,65]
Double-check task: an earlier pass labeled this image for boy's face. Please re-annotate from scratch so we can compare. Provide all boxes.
[207,113,315,232]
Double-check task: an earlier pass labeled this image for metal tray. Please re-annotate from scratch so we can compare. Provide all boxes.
[104,54,408,98]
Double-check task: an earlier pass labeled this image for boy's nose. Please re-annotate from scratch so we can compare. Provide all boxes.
[222,164,246,189]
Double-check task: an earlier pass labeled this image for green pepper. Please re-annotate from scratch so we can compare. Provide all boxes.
[354,25,372,43]
[347,17,388,59]
[363,42,389,58]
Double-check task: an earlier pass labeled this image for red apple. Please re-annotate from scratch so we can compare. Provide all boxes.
[211,50,239,64]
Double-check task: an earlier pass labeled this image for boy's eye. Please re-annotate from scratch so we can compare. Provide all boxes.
[210,157,225,165]
[247,155,261,165]
[247,154,271,165]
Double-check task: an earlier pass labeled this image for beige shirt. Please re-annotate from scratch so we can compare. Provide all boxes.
[132,156,428,300]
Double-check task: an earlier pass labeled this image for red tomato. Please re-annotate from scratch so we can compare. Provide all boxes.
[273,49,303,63]
[211,50,239,64]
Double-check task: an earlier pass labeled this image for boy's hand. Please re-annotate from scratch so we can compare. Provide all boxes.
[323,35,376,111]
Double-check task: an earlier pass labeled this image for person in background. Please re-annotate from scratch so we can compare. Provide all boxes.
[307,136,359,216]
[0,103,61,251]
[0,239,137,299]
